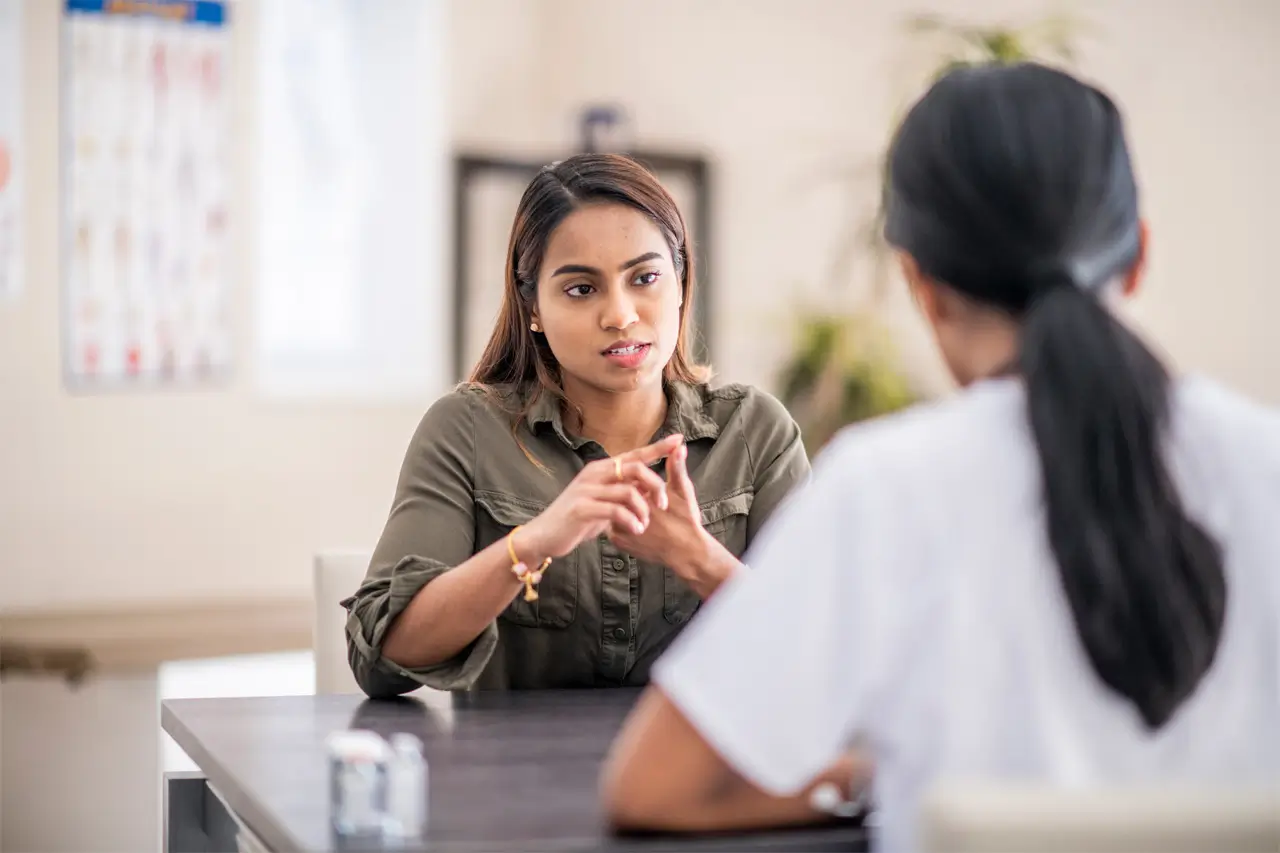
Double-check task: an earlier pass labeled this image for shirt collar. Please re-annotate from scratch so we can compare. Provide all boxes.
[664,380,721,442]
[526,380,721,450]
[526,387,577,447]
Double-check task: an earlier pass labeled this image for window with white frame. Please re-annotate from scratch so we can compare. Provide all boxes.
[254,0,448,399]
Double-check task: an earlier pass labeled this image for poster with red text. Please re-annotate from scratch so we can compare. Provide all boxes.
[62,0,231,388]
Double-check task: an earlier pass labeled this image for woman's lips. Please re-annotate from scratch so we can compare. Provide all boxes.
[602,342,652,369]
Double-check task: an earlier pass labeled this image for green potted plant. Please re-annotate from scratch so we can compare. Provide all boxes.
[777,12,1087,455]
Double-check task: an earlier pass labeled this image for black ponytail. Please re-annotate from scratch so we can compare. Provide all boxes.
[884,62,1227,729]
[1020,284,1225,728]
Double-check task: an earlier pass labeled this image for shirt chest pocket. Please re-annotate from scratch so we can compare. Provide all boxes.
[663,490,754,625]
[474,491,578,629]
[701,490,754,557]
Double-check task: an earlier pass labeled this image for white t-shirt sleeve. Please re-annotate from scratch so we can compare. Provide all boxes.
[652,432,888,796]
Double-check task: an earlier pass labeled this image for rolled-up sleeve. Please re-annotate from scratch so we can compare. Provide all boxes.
[341,389,498,697]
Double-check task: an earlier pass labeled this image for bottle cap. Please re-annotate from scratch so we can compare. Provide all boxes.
[326,730,389,763]
[389,733,423,756]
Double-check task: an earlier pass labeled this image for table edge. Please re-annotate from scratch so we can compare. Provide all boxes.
[162,699,310,853]
[160,695,869,853]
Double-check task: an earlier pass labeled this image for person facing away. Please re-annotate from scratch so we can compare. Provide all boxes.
[343,153,810,697]
[601,62,1280,850]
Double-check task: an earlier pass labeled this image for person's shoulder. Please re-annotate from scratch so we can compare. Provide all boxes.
[1176,375,1280,463]
[816,378,1026,480]
[431,381,526,419]
[1179,374,1280,429]
[419,382,477,420]
[687,381,801,457]
[700,381,796,427]
[413,381,526,438]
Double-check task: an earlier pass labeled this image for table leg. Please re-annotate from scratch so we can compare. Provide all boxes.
[163,772,241,852]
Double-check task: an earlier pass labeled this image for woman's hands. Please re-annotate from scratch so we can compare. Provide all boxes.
[518,434,740,600]
[608,441,742,599]
[605,441,700,567]
[518,434,683,562]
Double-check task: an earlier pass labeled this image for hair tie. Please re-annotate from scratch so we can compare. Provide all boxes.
[1026,265,1081,309]
[1034,261,1079,289]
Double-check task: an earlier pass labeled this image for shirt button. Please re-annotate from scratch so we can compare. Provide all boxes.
[613,627,628,640]
[612,558,626,571]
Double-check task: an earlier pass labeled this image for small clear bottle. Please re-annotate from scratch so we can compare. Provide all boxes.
[327,730,391,840]
[384,733,428,843]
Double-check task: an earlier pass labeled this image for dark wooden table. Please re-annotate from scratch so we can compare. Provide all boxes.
[162,688,868,852]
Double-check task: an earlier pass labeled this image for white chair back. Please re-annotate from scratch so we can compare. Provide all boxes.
[920,783,1280,853]
[313,551,443,704]
[312,551,374,695]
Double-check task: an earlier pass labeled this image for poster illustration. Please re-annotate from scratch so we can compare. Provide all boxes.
[62,0,231,387]
[0,0,22,303]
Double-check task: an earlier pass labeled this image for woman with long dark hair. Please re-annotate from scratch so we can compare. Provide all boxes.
[344,154,809,696]
[602,63,1279,850]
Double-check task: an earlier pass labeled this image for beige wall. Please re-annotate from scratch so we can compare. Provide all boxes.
[1,674,160,852]
[3,0,1278,609]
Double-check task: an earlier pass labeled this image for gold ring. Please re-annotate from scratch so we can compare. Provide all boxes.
[614,457,623,480]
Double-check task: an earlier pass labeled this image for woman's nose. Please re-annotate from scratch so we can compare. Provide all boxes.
[600,288,639,331]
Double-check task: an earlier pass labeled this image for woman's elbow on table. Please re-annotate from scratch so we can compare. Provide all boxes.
[346,640,421,700]
[599,687,748,832]
[599,740,682,831]
[600,689,692,829]
[601,688,872,834]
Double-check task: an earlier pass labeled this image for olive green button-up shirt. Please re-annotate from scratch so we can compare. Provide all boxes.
[343,380,809,697]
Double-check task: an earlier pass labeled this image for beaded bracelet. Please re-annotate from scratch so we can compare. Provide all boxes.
[507,524,552,602]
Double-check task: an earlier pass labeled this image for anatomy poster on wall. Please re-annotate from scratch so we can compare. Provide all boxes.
[62,0,231,388]
[0,0,22,303]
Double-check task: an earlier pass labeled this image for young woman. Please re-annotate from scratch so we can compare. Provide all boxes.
[343,154,809,697]
[602,63,1280,850]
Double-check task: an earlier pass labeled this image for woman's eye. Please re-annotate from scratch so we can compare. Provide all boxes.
[635,271,661,286]
[566,284,594,298]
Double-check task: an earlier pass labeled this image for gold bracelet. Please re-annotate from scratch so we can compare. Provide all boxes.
[507,525,552,602]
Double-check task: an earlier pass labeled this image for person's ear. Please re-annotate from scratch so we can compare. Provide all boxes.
[1121,219,1149,299]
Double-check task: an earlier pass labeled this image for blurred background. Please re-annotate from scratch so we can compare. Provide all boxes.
[0,0,1276,849]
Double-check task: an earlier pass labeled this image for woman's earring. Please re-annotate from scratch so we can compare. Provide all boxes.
[530,322,540,333]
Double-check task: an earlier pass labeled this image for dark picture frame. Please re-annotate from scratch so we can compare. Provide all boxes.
[451,151,714,383]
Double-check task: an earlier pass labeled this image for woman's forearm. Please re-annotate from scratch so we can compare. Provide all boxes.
[671,527,743,599]
[613,759,860,833]
[380,536,539,669]
[601,688,873,833]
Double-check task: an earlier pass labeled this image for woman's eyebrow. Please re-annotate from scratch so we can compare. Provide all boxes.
[551,263,599,277]
[551,251,664,278]
[618,251,662,270]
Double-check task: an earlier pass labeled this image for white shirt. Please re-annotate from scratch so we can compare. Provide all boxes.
[653,375,1280,852]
